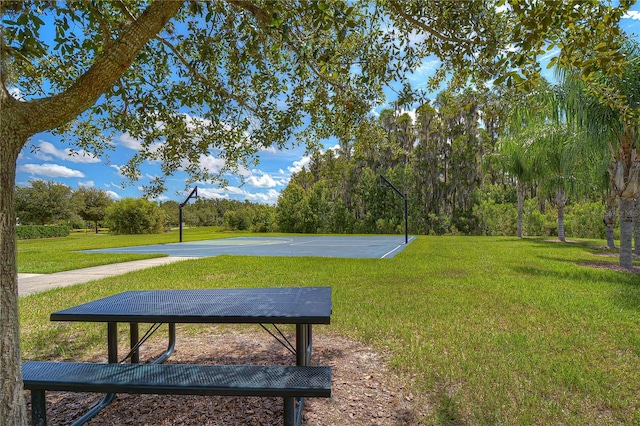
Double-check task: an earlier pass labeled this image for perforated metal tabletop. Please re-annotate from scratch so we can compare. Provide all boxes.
[51,287,332,325]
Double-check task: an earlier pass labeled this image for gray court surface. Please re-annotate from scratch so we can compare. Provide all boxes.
[83,236,415,259]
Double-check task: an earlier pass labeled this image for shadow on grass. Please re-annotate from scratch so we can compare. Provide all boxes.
[511,259,640,313]
[512,259,639,284]
[23,323,105,361]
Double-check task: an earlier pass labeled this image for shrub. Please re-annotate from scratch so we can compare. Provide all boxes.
[105,198,164,235]
[16,225,70,240]
[472,200,518,236]
[564,201,606,239]
[523,199,557,237]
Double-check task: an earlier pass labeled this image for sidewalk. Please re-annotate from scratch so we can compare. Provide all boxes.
[18,257,198,297]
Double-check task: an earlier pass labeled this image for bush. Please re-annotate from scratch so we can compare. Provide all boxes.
[16,225,70,240]
[565,201,606,239]
[105,198,164,235]
[472,200,517,236]
[523,199,557,237]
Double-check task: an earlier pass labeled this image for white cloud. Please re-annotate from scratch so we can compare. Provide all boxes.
[184,113,213,128]
[8,87,23,100]
[540,47,561,62]
[196,187,229,200]
[259,145,277,154]
[105,190,121,200]
[36,140,100,163]
[624,10,640,20]
[196,155,226,173]
[245,189,280,204]
[197,186,280,205]
[19,163,85,178]
[110,164,125,177]
[78,181,95,188]
[287,156,311,174]
[246,173,277,188]
[117,133,143,150]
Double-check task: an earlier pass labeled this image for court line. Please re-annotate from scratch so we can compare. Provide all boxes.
[381,245,404,259]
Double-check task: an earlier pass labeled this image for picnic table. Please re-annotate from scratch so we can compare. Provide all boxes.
[24,287,332,426]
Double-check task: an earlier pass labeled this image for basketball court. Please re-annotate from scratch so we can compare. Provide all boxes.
[84,235,415,259]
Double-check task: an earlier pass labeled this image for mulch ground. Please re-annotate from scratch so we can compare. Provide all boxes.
[25,329,427,425]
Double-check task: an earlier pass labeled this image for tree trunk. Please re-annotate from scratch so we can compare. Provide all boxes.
[612,130,640,268]
[556,188,567,242]
[0,129,28,425]
[95,220,99,234]
[516,181,524,238]
[0,3,184,423]
[619,197,635,269]
[604,194,617,249]
[634,197,640,255]
[606,223,616,249]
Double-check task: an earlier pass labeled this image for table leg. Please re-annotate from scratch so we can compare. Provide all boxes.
[295,324,312,426]
[152,323,176,364]
[31,389,47,426]
[123,323,176,364]
[295,324,309,366]
[70,323,118,426]
[283,396,296,426]
[107,322,118,363]
[130,322,139,363]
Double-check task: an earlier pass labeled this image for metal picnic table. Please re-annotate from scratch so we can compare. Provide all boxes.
[49,286,332,425]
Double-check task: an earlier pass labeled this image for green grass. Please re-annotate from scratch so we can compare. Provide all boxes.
[17,228,288,273]
[18,234,640,425]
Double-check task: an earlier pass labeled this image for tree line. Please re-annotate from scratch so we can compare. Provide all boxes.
[14,181,278,234]
[275,76,638,248]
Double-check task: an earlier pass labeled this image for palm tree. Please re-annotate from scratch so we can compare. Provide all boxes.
[500,119,583,242]
[528,123,583,243]
[559,40,640,268]
[495,134,535,238]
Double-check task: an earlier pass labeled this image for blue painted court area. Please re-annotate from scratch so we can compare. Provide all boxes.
[84,236,415,259]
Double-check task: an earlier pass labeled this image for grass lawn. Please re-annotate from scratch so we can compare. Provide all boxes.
[18,233,640,425]
[17,228,289,273]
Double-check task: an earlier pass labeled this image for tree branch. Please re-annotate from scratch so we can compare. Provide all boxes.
[386,0,472,46]
[83,0,113,44]
[226,0,273,24]
[84,0,133,115]
[16,0,185,136]
[226,0,352,96]
[154,35,257,113]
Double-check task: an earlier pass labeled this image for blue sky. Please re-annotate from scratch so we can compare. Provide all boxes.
[15,7,640,205]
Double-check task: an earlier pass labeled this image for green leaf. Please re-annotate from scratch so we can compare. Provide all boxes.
[17,13,28,25]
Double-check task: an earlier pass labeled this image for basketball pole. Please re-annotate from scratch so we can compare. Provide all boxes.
[379,175,408,244]
[179,186,198,243]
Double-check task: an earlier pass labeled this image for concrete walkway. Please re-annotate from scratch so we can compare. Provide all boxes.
[18,257,197,297]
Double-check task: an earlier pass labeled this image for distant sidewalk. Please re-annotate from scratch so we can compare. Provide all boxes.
[18,257,198,297]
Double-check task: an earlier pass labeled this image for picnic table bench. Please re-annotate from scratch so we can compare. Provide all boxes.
[25,287,333,425]
[23,361,332,426]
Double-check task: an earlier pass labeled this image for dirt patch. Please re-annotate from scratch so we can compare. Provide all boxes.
[584,247,640,274]
[25,329,426,425]
[581,260,640,274]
